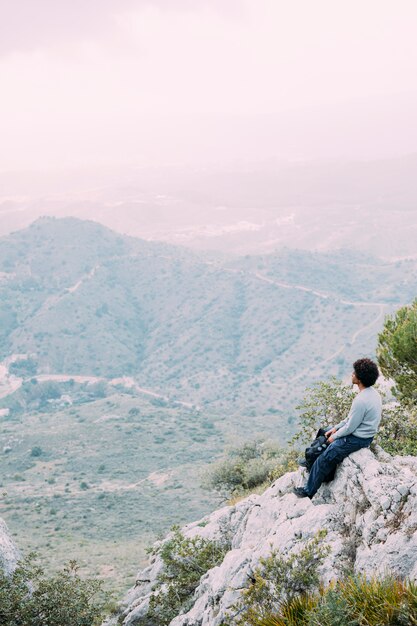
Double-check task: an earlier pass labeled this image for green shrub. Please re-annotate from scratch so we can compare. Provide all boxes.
[291,377,355,447]
[203,440,288,498]
[9,358,38,377]
[146,527,230,626]
[256,592,321,626]
[256,574,417,626]
[223,532,329,626]
[87,381,108,399]
[268,448,298,482]
[377,400,417,456]
[0,555,104,626]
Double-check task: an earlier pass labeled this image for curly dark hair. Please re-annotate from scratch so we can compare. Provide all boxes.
[353,358,379,387]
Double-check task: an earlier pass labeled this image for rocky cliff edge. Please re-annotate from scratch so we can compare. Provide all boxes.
[107,446,417,625]
[0,516,19,575]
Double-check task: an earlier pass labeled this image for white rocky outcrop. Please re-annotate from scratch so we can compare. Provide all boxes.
[106,446,417,626]
[0,516,19,575]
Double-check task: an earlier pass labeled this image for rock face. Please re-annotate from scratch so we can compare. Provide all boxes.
[107,446,417,625]
[0,516,19,575]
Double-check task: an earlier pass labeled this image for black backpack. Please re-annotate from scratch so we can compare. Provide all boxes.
[304,428,329,471]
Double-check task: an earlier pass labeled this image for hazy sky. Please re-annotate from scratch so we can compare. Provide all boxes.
[1,0,417,170]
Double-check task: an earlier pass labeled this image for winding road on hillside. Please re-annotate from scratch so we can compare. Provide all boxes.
[251,271,388,308]
[194,264,394,407]
[217,267,390,382]
[1,260,395,403]
[0,364,196,410]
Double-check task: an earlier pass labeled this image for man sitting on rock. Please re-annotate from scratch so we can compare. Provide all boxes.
[293,358,382,499]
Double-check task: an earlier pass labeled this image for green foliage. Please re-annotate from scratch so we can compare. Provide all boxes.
[30,446,43,457]
[223,532,329,626]
[375,300,417,454]
[377,400,417,455]
[257,574,417,626]
[86,381,108,399]
[0,555,104,626]
[268,448,299,482]
[146,527,230,626]
[291,377,355,447]
[2,379,62,413]
[203,440,288,498]
[377,299,417,404]
[256,592,321,626]
[9,358,38,377]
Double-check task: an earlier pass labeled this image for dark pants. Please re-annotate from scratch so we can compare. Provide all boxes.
[305,434,373,497]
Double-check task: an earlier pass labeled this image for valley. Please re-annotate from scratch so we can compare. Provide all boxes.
[0,216,415,598]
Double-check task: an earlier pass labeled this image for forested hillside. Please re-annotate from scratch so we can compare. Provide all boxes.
[0,217,415,417]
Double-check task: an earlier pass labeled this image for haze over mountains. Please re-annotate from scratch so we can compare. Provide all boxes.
[1,156,417,258]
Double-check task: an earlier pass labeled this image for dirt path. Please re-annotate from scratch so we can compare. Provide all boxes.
[252,271,387,308]
[65,265,99,293]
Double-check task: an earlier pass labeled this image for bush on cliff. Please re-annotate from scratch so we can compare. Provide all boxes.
[202,440,290,499]
[146,527,230,626]
[222,532,329,626]
[377,399,417,456]
[257,574,417,626]
[0,555,104,626]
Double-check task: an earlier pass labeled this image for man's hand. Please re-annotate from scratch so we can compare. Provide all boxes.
[327,435,335,443]
[325,427,337,438]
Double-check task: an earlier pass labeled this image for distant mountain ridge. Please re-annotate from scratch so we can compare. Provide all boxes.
[1,156,417,257]
[0,217,415,416]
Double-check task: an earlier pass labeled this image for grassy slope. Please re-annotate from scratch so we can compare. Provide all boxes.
[0,390,227,598]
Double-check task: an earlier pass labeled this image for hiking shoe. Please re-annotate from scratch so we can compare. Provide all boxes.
[293,487,310,499]
[297,458,307,468]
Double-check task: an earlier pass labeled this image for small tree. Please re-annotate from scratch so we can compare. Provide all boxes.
[377,299,417,404]
[291,377,355,447]
[377,400,417,456]
[0,555,104,626]
[9,358,38,377]
[147,528,230,625]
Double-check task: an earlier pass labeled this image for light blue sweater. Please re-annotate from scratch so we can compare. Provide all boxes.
[333,387,382,440]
